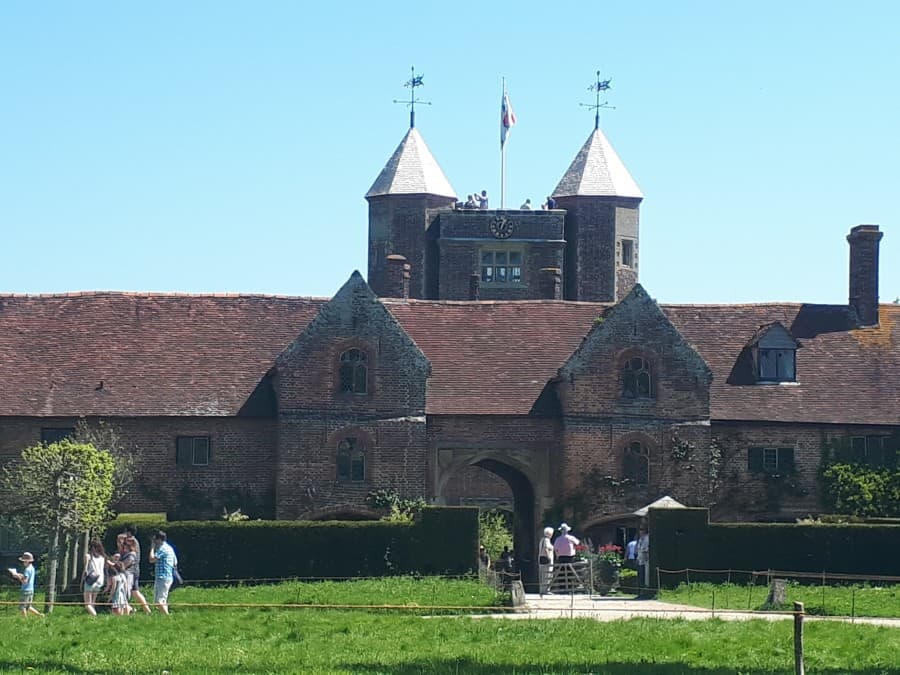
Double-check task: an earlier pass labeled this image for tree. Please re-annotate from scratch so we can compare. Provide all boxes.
[1,440,116,611]
[73,418,135,504]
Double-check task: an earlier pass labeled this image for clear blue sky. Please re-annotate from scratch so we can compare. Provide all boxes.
[1,2,898,303]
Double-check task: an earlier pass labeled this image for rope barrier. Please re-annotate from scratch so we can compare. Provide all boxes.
[656,567,900,583]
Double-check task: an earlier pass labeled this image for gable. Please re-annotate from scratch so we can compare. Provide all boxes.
[558,284,711,419]
[275,272,430,410]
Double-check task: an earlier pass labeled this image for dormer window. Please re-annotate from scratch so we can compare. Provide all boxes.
[749,323,798,383]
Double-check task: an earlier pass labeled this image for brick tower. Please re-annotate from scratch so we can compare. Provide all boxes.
[552,127,643,302]
[366,126,457,299]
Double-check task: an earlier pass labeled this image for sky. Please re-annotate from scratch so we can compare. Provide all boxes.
[1,1,898,304]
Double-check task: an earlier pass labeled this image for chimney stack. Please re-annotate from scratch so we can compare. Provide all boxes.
[847,224,883,327]
[469,274,480,301]
[384,254,411,299]
[539,267,562,300]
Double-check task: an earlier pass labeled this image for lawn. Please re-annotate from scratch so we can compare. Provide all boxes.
[658,581,900,618]
[1,578,898,674]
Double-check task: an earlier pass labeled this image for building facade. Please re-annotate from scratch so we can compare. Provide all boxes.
[0,121,896,570]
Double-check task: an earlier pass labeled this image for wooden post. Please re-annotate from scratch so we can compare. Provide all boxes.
[793,601,805,675]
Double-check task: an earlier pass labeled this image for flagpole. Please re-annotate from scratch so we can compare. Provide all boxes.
[501,77,506,209]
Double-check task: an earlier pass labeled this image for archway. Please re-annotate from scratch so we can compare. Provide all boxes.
[435,452,539,588]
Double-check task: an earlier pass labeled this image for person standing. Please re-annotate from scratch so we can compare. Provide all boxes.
[123,536,151,613]
[149,530,178,615]
[474,190,489,209]
[109,561,130,615]
[624,534,638,570]
[636,524,650,596]
[537,526,554,594]
[82,539,106,616]
[12,552,43,617]
[553,523,579,563]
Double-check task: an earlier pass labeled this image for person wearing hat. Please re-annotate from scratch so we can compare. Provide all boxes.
[553,523,580,564]
[11,552,43,616]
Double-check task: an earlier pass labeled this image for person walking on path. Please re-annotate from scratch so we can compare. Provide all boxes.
[82,539,106,616]
[122,536,151,613]
[149,530,178,615]
[11,552,43,617]
[537,526,554,594]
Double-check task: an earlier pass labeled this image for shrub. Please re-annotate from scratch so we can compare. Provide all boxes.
[478,510,512,561]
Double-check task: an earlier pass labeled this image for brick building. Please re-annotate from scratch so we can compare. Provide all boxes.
[0,120,896,574]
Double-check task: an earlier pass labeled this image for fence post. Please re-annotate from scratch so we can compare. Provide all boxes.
[851,587,856,621]
[793,601,805,675]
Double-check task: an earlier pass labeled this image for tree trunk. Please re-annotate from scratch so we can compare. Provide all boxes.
[44,524,61,613]
[60,533,71,596]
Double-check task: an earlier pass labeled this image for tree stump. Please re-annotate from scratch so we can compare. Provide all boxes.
[766,578,788,607]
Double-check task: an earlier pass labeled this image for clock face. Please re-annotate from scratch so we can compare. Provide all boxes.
[489,215,514,239]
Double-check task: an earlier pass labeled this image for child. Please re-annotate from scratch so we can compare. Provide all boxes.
[110,561,130,615]
[11,552,43,617]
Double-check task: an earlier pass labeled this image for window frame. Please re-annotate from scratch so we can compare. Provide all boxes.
[41,427,75,444]
[850,435,896,467]
[621,355,654,400]
[621,239,635,268]
[748,446,795,474]
[480,249,523,285]
[623,440,650,485]
[336,436,366,483]
[338,347,370,395]
[176,436,211,467]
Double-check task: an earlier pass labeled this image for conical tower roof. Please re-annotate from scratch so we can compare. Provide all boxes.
[553,128,643,199]
[366,127,457,199]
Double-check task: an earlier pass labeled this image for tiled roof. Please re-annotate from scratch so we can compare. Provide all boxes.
[365,127,457,199]
[0,293,323,417]
[553,128,643,199]
[386,300,605,415]
[0,292,898,424]
[664,303,900,425]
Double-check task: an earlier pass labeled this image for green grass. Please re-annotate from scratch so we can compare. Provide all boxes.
[0,579,898,674]
[658,581,900,618]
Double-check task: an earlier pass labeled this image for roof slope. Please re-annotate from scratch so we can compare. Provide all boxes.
[0,293,323,416]
[553,128,643,199]
[1,293,898,424]
[665,303,900,425]
[387,300,606,415]
[365,127,457,199]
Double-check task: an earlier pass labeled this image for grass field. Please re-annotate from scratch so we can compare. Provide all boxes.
[1,578,899,674]
[658,581,900,618]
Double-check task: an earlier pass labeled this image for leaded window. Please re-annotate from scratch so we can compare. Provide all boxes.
[481,251,522,284]
[176,436,210,467]
[622,357,653,399]
[336,437,365,482]
[748,446,794,473]
[339,348,368,394]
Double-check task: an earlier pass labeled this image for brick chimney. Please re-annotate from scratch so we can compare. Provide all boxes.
[384,254,411,299]
[539,267,562,300]
[847,224,883,327]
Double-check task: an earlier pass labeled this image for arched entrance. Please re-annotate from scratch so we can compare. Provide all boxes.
[434,449,543,588]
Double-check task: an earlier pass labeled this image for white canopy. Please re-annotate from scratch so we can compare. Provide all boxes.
[633,495,685,517]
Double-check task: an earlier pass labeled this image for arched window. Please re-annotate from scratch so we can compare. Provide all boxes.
[339,348,368,394]
[622,356,653,399]
[623,441,650,485]
[336,437,366,482]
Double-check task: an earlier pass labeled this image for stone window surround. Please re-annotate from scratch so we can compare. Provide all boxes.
[334,339,375,399]
[620,433,653,485]
[618,348,656,401]
[328,426,374,483]
[479,246,524,285]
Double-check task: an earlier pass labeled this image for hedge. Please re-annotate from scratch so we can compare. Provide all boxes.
[103,507,478,582]
[649,508,900,587]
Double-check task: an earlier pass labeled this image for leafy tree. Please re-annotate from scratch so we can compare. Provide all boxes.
[1,440,116,611]
[821,463,900,517]
[478,510,513,561]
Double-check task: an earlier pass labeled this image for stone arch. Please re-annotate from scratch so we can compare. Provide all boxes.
[434,449,542,588]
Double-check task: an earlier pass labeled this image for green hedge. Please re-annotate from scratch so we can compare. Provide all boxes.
[649,508,900,587]
[104,507,478,582]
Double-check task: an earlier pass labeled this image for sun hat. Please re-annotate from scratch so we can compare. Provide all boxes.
[558,523,571,532]
[19,552,34,563]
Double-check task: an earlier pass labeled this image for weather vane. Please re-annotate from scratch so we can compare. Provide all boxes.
[393,66,431,129]
[580,70,615,130]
